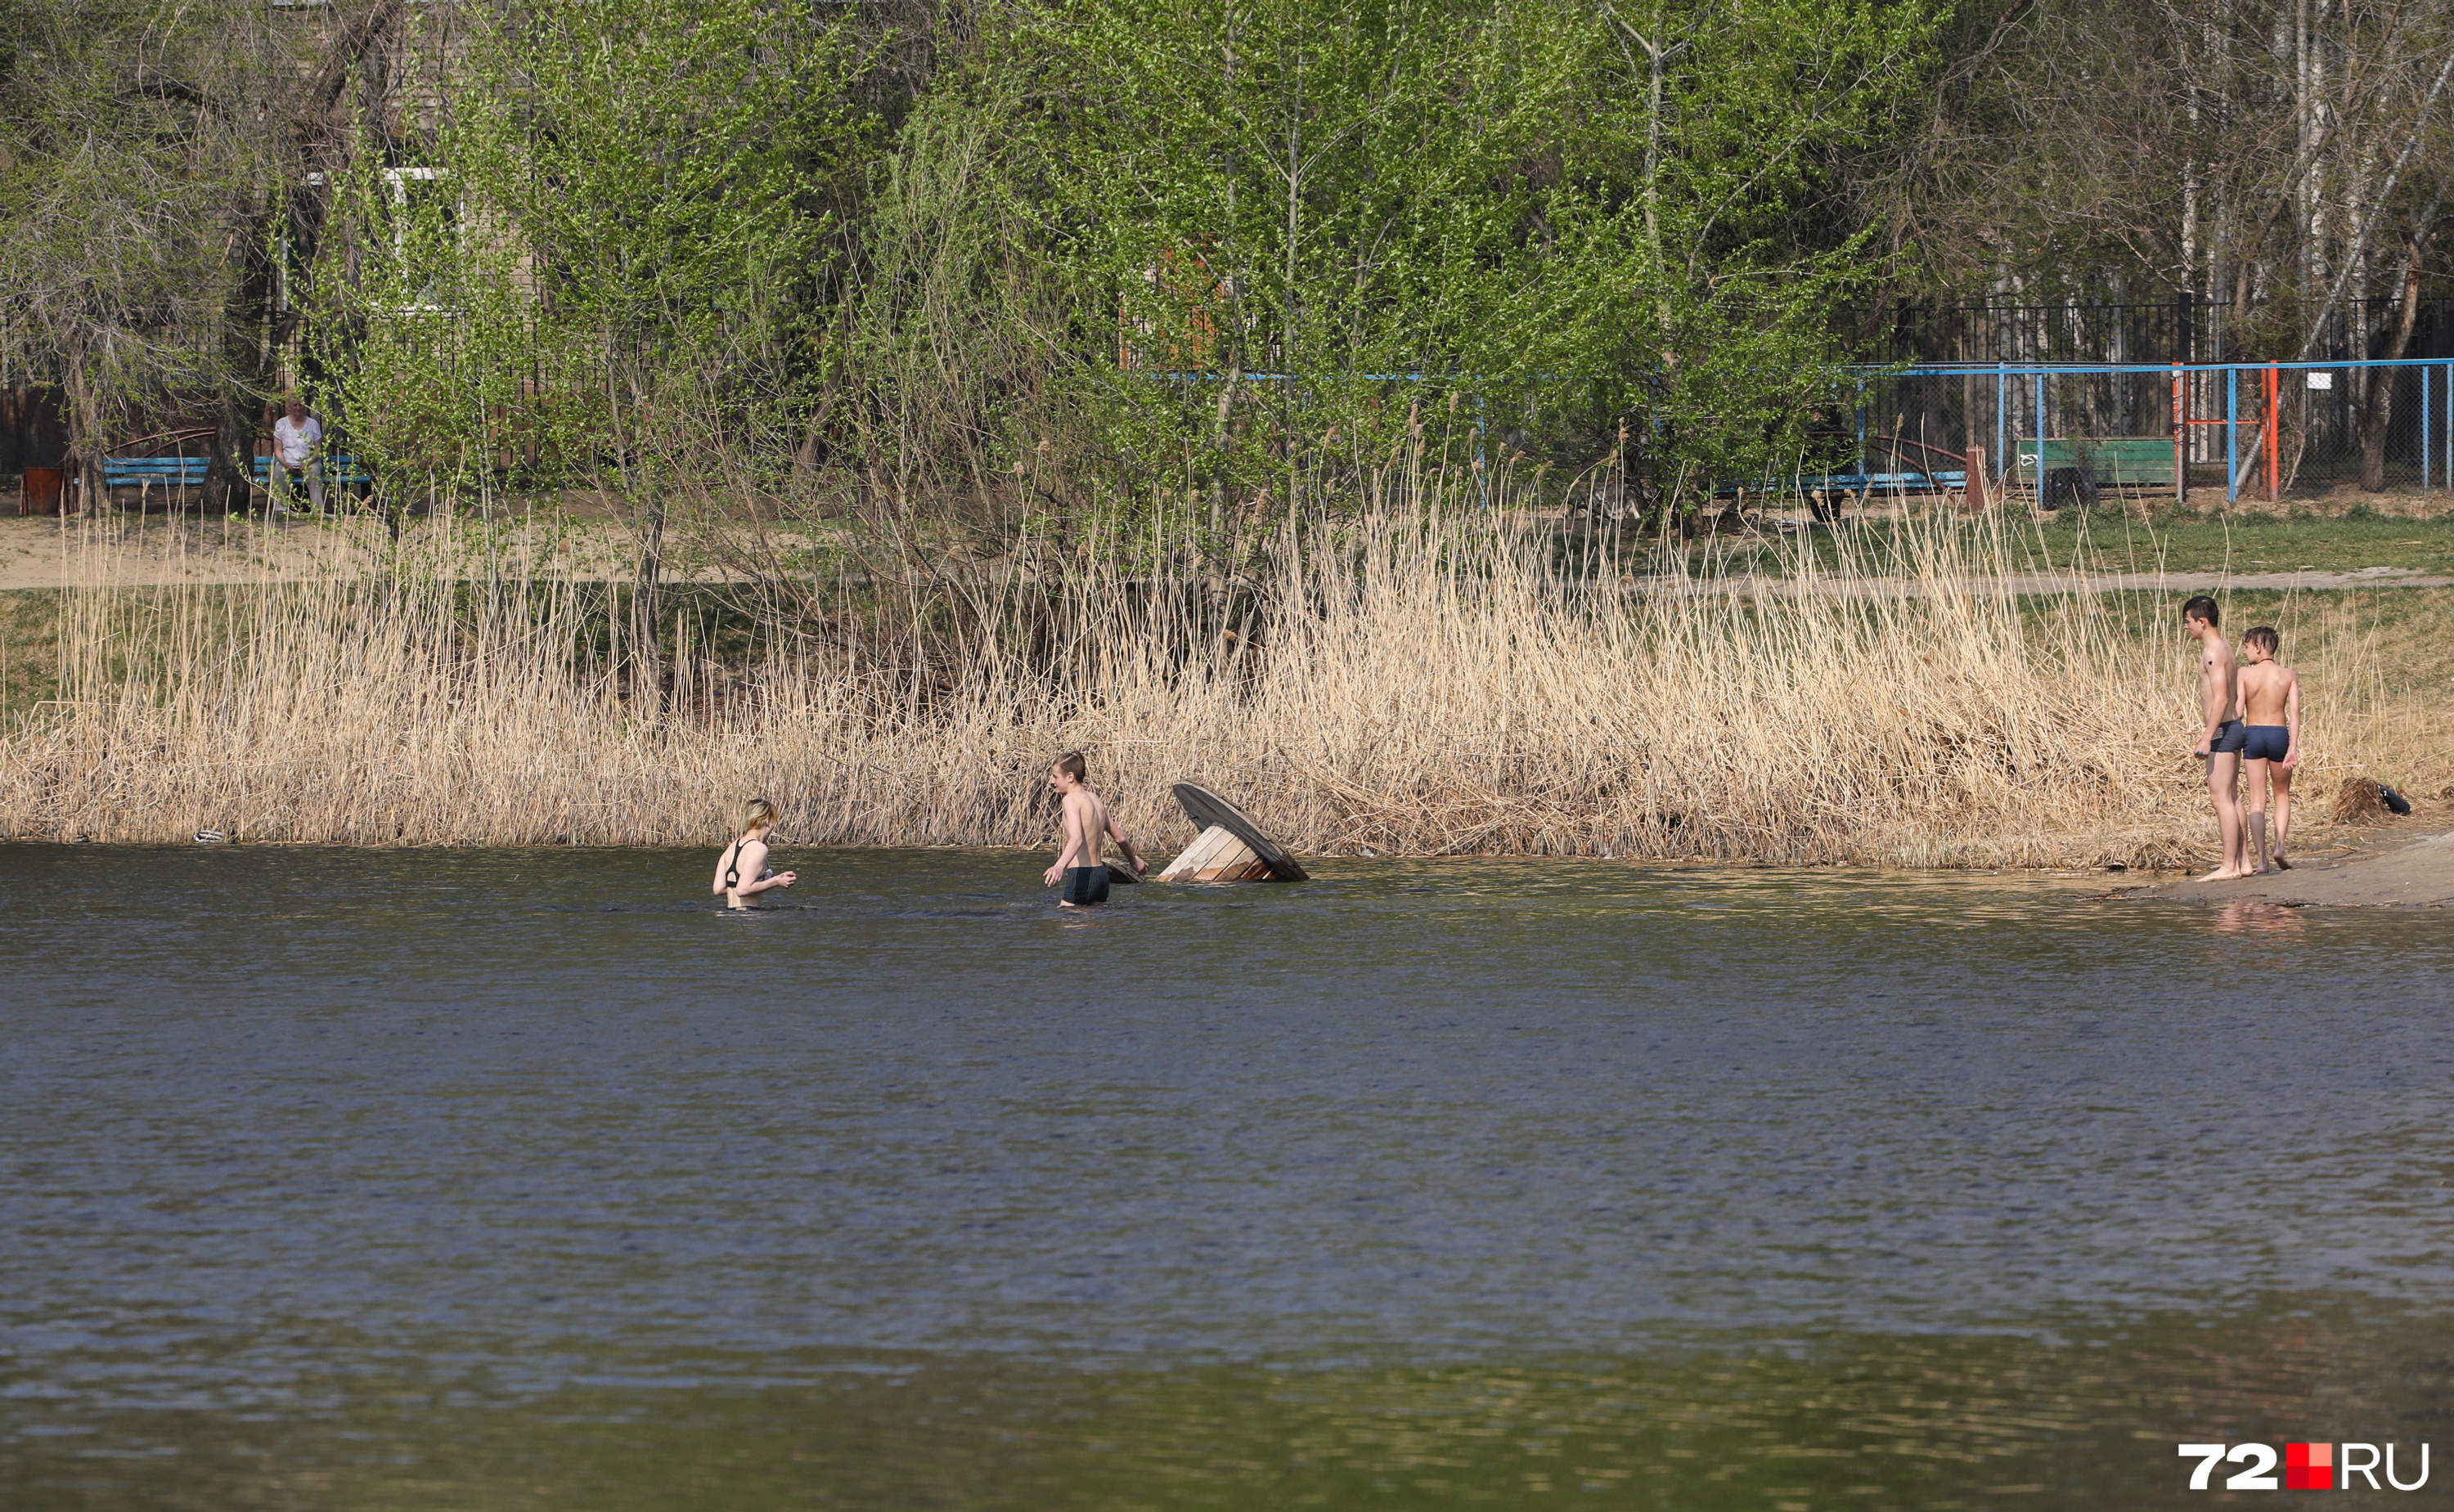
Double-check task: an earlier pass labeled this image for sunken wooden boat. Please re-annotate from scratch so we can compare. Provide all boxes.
[1155,783,1309,882]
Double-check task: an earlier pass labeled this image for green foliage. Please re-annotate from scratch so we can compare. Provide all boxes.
[0,0,281,455]
[312,0,871,505]
[12,0,1941,521]
[834,70,1072,525]
[978,0,1940,507]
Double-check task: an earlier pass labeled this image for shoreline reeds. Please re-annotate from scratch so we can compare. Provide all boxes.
[2,496,2443,868]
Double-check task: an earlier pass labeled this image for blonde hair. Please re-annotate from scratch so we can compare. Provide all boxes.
[741,796,780,832]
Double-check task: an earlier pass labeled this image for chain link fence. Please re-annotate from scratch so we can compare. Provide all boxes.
[1831,359,2454,505]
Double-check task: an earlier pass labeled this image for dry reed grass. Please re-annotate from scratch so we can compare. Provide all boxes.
[2,499,2445,868]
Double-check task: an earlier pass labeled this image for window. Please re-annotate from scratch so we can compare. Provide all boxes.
[384,167,459,313]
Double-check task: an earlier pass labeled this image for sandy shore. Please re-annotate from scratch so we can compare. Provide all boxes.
[2137,821,2454,907]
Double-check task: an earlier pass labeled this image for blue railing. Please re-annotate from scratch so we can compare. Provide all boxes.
[1146,357,2454,503]
[1847,357,2454,503]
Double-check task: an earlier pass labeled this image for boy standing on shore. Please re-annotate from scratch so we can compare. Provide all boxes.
[2236,626,2301,873]
[2182,595,2249,882]
[1043,752,1147,907]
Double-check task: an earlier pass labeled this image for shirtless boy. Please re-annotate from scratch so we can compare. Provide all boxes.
[2236,626,2301,873]
[1042,752,1147,907]
[2182,595,2249,882]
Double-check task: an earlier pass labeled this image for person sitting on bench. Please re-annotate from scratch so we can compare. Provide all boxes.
[271,397,327,517]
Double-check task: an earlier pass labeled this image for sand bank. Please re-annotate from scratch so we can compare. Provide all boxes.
[2144,823,2454,907]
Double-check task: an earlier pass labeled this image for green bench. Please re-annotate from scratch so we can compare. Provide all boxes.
[2013,437,2178,491]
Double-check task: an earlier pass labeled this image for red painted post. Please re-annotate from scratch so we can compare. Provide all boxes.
[2264,366,2280,500]
[2173,365,2187,504]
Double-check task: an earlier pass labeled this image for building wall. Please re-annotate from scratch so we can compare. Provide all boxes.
[0,390,70,474]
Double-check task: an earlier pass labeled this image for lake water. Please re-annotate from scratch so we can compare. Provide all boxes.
[5,844,2452,1509]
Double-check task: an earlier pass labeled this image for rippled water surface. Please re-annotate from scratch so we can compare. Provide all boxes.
[5,844,2452,1509]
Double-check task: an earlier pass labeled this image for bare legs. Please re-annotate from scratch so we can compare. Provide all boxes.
[2239,759,2296,873]
[2269,762,2293,868]
[2198,751,2247,882]
[2245,760,2272,874]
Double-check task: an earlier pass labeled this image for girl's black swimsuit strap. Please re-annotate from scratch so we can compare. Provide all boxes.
[723,836,747,890]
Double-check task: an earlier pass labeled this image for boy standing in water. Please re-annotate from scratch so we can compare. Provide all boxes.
[1043,752,1146,907]
[2236,626,2301,873]
[2182,595,2250,882]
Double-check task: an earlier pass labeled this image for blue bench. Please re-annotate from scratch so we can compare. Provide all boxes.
[1723,469,1969,496]
[1792,469,1968,490]
[97,452,375,503]
[101,456,211,488]
[252,454,373,487]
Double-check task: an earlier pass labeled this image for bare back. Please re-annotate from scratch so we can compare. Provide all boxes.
[2198,635,2240,728]
[711,834,769,898]
[2240,661,2294,725]
[1062,789,1112,866]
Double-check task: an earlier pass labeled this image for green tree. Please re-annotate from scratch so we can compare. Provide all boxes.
[1598,0,1939,496]
[0,0,355,509]
[975,0,1937,512]
[312,0,870,618]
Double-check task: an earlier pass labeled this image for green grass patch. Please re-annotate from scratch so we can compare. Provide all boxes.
[2209,585,2454,700]
[2038,509,2454,577]
[0,588,62,727]
[1688,509,2454,580]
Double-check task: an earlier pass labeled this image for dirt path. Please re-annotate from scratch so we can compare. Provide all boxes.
[2133,820,2454,907]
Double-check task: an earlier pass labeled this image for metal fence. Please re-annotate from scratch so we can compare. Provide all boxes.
[1827,357,2454,503]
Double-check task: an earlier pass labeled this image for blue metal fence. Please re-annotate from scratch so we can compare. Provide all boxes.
[1148,357,2449,505]
[1840,357,2454,503]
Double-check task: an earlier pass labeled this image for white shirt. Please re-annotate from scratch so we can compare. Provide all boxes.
[273,415,322,468]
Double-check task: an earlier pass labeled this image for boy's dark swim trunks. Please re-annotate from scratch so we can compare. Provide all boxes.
[2241,725,2291,762]
[1062,865,1111,906]
[2208,719,2249,755]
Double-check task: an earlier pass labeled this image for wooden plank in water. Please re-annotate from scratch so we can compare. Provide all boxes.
[1157,824,1280,883]
[1169,783,1309,881]
[1157,823,1240,882]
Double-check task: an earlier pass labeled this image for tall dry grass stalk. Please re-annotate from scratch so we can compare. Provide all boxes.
[2,499,2443,867]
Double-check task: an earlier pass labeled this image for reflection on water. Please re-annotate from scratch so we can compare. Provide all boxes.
[2208,898,2310,938]
[4,845,2452,1510]
[9,1308,2451,1510]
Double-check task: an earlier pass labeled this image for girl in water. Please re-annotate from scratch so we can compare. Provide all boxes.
[711,798,798,908]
